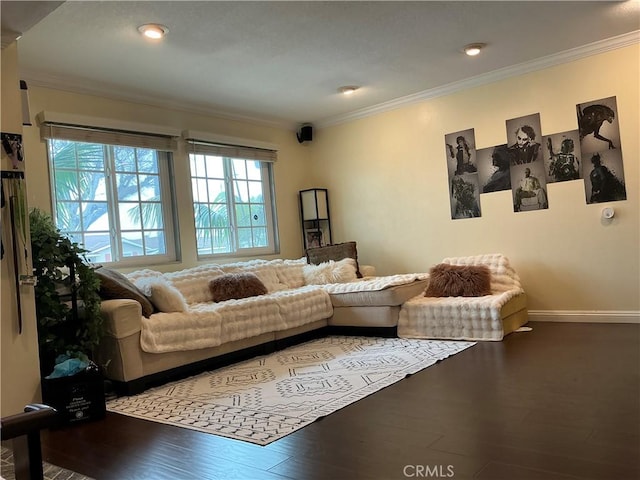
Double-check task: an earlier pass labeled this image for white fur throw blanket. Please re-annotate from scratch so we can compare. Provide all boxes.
[322,273,428,294]
[140,285,332,353]
[398,254,525,341]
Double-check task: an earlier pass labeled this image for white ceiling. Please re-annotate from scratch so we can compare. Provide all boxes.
[7,1,640,130]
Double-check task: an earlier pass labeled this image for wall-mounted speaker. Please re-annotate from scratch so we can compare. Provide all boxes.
[297,124,313,143]
[20,80,32,126]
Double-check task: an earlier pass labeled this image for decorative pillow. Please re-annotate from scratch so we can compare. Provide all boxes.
[134,277,188,313]
[306,241,362,278]
[95,267,155,317]
[424,263,492,297]
[208,272,268,302]
[303,258,358,285]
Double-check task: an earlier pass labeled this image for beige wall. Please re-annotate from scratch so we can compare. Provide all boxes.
[310,45,639,316]
[1,42,42,416]
[24,88,315,271]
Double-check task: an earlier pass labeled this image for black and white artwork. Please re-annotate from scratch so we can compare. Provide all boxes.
[577,96,620,154]
[445,128,477,176]
[478,144,511,193]
[506,113,543,165]
[511,162,549,213]
[583,149,626,204]
[441,96,627,220]
[1,132,24,170]
[305,229,323,248]
[577,96,626,204]
[543,130,582,183]
[445,128,481,219]
[450,173,481,219]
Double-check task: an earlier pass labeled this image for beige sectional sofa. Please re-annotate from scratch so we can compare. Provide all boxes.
[94,257,429,394]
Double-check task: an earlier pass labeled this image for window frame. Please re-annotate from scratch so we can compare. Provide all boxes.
[45,135,179,268]
[187,143,279,259]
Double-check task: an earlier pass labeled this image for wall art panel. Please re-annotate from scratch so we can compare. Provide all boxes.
[577,96,627,204]
[445,129,482,219]
[478,144,511,193]
[543,130,582,183]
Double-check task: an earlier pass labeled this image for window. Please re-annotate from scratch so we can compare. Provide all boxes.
[42,122,178,266]
[187,139,278,258]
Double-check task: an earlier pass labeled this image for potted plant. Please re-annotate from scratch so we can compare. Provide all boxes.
[29,208,106,423]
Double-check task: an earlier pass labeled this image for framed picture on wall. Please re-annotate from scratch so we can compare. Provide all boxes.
[505,113,543,165]
[305,229,323,249]
[1,132,24,169]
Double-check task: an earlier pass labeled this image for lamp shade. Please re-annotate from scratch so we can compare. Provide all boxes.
[300,189,328,221]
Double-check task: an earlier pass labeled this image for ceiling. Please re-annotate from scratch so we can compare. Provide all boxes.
[5,1,640,130]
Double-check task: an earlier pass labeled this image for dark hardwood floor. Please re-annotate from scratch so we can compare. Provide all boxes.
[40,322,640,480]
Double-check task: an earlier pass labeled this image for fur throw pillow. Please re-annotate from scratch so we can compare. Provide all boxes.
[424,263,492,297]
[208,272,268,302]
[95,267,155,317]
[303,258,358,285]
[306,241,362,278]
[134,277,188,313]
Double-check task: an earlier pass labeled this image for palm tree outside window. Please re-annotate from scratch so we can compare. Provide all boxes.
[46,137,177,267]
[189,151,278,258]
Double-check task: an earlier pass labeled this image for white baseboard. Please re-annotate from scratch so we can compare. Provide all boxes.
[528,310,640,324]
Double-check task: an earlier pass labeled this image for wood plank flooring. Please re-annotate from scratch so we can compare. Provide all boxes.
[39,322,640,480]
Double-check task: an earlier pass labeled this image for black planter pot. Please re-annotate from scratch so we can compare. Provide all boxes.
[41,369,106,426]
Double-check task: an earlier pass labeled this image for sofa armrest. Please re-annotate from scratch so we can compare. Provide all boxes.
[97,299,145,384]
[100,299,143,338]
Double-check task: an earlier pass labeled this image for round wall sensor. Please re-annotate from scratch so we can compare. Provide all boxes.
[602,207,615,219]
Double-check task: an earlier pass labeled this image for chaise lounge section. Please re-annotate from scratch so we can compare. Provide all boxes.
[398,253,528,341]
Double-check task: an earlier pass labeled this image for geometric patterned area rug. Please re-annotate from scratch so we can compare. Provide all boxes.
[107,336,475,445]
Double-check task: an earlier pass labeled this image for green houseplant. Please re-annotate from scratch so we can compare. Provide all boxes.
[29,208,103,376]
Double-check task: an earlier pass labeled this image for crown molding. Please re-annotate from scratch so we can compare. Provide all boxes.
[316,30,640,128]
[1,30,21,50]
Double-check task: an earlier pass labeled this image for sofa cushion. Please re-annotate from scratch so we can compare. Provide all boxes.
[424,263,492,297]
[226,264,287,292]
[95,267,155,317]
[306,241,362,278]
[303,258,358,285]
[134,277,188,313]
[399,290,526,341]
[209,272,268,302]
[165,266,226,304]
[274,259,306,289]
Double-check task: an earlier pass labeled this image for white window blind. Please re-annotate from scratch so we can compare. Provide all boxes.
[40,123,178,152]
[185,139,277,163]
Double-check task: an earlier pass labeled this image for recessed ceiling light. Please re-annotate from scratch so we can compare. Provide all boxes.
[463,43,485,56]
[338,86,359,95]
[138,24,168,40]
